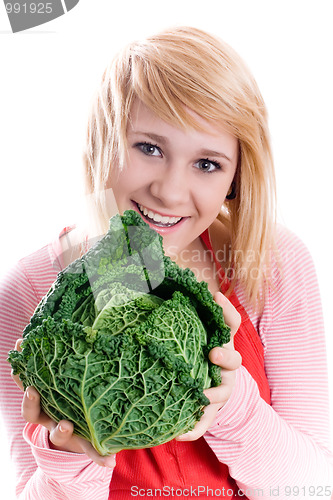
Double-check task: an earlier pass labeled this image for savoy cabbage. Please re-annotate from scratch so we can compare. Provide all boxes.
[8,210,230,455]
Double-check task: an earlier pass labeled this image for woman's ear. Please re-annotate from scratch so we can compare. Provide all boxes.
[226,181,236,200]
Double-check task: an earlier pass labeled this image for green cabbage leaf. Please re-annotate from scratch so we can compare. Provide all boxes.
[8,210,230,455]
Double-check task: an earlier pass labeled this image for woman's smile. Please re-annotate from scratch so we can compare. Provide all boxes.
[134,201,185,228]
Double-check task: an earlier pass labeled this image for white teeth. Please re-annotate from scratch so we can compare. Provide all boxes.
[138,204,182,226]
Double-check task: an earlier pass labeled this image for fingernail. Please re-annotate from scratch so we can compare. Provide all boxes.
[58,424,67,433]
[216,349,223,361]
[26,389,34,401]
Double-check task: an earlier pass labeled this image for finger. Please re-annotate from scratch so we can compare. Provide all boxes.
[11,372,24,391]
[22,388,116,468]
[209,346,242,370]
[49,421,116,468]
[214,292,241,337]
[22,387,54,428]
[11,339,25,390]
[49,420,75,449]
[204,370,236,405]
[76,436,117,468]
[176,403,221,441]
[15,338,23,352]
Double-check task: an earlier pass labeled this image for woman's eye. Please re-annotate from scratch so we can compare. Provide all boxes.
[137,142,162,157]
[194,159,221,173]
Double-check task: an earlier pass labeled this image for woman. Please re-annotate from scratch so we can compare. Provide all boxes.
[1,26,332,499]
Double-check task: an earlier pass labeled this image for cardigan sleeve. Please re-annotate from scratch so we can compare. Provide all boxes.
[18,424,113,500]
[0,243,67,496]
[204,226,333,499]
[0,259,47,496]
[0,243,116,499]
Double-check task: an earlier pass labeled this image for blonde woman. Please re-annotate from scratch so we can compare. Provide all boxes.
[1,27,332,499]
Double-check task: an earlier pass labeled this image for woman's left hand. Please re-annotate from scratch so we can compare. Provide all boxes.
[175,291,242,441]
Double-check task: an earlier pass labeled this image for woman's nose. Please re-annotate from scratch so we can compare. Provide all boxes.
[149,164,190,208]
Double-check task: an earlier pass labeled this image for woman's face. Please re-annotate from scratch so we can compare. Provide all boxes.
[109,100,238,257]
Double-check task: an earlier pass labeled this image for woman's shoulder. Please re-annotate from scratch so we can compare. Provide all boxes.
[274,223,312,256]
[0,242,60,337]
[0,228,71,306]
[272,224,317,283]
[263,223,321,319]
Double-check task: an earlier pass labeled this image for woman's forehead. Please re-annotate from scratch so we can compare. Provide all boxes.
[128,99,237,142]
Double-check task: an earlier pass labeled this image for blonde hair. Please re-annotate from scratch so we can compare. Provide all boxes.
[83,26,276,309]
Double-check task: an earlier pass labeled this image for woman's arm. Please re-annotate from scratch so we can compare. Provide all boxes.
[205,366,332,498]
[0,249,114,498]
[204,228,333,499]
[0,259,47,496]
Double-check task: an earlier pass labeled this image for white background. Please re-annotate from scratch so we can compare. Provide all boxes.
[0,0,332,497]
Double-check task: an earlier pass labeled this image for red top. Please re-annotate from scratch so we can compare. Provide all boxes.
[109,230,271,498]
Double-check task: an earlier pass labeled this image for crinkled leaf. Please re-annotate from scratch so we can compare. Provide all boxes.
[8,210,230,455]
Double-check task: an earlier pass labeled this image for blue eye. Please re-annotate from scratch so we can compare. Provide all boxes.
[137,142,162,157]
[194,159,221,173]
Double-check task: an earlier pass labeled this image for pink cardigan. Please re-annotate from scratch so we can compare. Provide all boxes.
[0,224,332,499]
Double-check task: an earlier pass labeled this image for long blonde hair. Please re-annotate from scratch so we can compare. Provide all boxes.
[83,26,276,308]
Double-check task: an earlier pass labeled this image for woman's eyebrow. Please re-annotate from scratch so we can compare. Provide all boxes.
[196,148,232,162]
[129,131,167,145]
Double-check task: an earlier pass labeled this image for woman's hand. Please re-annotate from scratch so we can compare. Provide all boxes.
[175,292,242,441]
[11,340,116,468]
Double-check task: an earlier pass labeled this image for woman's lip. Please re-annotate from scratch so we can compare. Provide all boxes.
[134,201,183,219]
[131,201,188,234]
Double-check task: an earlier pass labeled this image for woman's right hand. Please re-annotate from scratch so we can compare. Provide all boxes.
[11,339,116,468]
